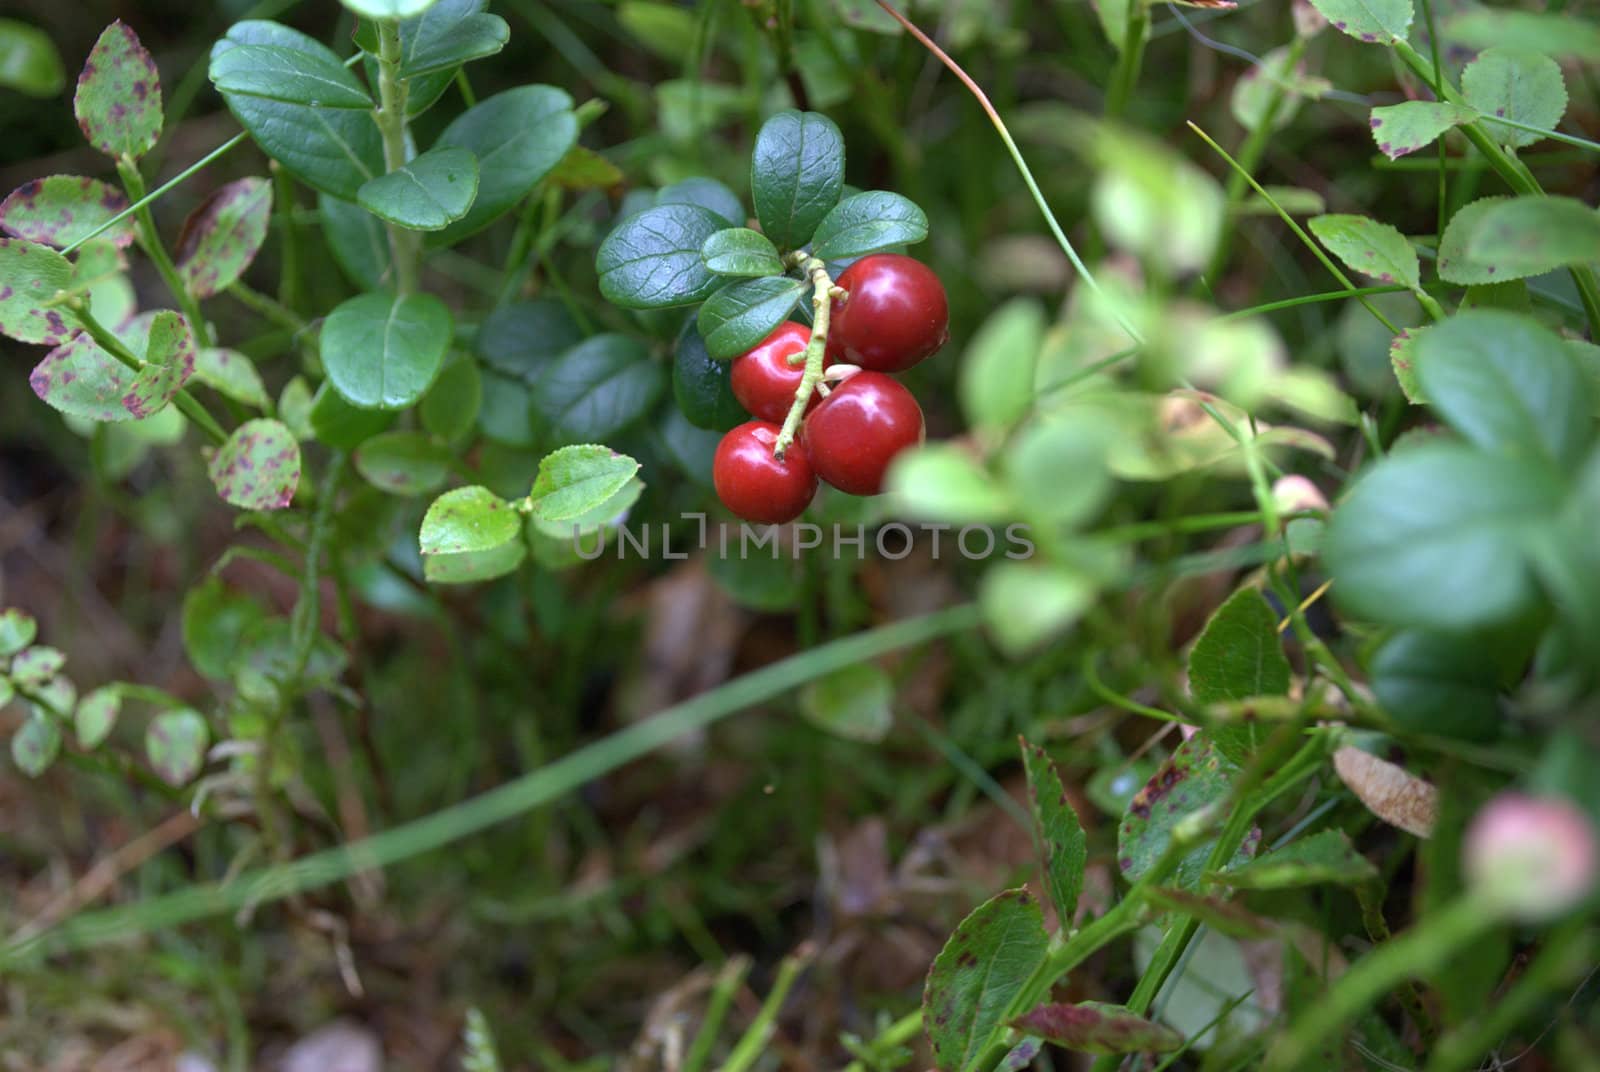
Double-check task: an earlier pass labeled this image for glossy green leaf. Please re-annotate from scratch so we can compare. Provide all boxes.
[750,109,845,251]
[1323,444,1565,630]
[432,86,576,242]
[423,537,526,584]
[309,382,395,447]
[358,147,479,232]
[209,44,371,109]
[799,663,893,742]
[192,347,269,409]
[597,203,726,309]
[0,175,133,250]
[476,299,583,380]
[700,227,783,277]
[476,370,535,447]
[809,190,928,261]
[696,276,806,360]
[175,177,272,297]
[1447,10,1600,63]
[208,418,301,510]
[923,889,1048,1072]
[960,298,1044,433]
[0,237,77,344]
[182,579,268,679]
[1012,1002,1182,1056]
[1367,101,1476,161]
[398,0,508,78]
[210,22,384,200]
[528,444,640,523]
[1022,740,1088,925]
[11,645,65,686]
[354,431,453,496]
[1414,310,1591,470]
[1309,214,1420,290]
[421,355,482,441]
[1462,47,1567,149]
[340,0,442,17]
[1370,630,1503,741]
[420,484,522,580]
[673,321,745,431]
[1212,829,1379,889]
[531,334,666,442]
[1118,732,1256,889]
[75,686,121,749]
[75,21,162,159]
[0,18,66,98]
[319,193,390,290]
[0,608,39,655]
[11,713,60,777]
[321,291,452,410]
[658,177,743,226]
[1308,0,1413,44]
[146,708,208,786]
[980,563,1094,658]
[1462,197,1600,282]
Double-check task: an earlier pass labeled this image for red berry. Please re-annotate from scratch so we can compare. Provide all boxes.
[804,372,925,496]
[713,420,818,524]
[827,254,950,373]
[729,321,824,422]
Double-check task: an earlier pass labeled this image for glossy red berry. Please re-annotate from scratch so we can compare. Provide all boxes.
[803,372,925,496]
[729,321,824,422]
[713,421,818,524]
[827,254,950,373]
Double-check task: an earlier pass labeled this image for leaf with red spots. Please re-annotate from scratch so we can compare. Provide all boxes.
[74,21,163,160]
[1021,738,1088,927]
[420,485,521,555]
[75,685,123,749]
[32,308,195,423]
[1389,327,1426,403]
[1012,1001,1183,1056]
[1366,101,1475,161]
[1308,0,1413,45]
[192,347,269,409]
[175,177,272,298]
[1308,214,1420,291]
[1462,47,1566,150]
[67,240,136,327]
[0,175,134,250]
[120,310,196,419]
[145,707,208,786]
[922,888,1048,1072]
[207,418,302,511]
[11,712,61,777]
[1117,732,1258,889]
[0,236,77,344]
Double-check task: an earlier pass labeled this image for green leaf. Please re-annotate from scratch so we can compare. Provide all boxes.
[0,237,77,344]
[211,22,384,200]
[0,18,67,98]
[549,145,623,191]
[696,276,806,360]
[528,444,641,523]
[182,579,268,679]
[1367,101,1476,160]
[0,175,134,250]
[421,355,482,441]
[358,147,478,232]
[750,109,845,251]
[309,382,395,448]
[808,190,929,261]
[1012,1002,1183,1057]
[1308,0,1413,45]
[354,431,453,496]
[146,708,208,786]
[319,193,391,289]
[321,291,452,410]
[888,444,1014,522]
[960,298,1044,433]
[397,0,508,79]
[531,334,666,442]
[1214,831,1379,889]
[1414,310,1591,470]
[340,0,442,17]
[192,347,269,409]
[0,608,39,656]
[1021,740,1088,925]
[431,86,576,243]
[75,686,121,749]
[1447,10,1600,64]
[11,713,60,777]
[123,311,195,420]
[12,646,65,686]
[175,177,273,298]
[1323,444,1565,630]
[1308,214,1420,290]
[658,177,743,226]
[1437,197,1521,285]
[1370,630,1503,741]
[208,418,301,510]
[1089,127,1223,276]
[423,540,526,583]
[1003,418,1114,528]
[1188,588,1291,704]
[617,1,699,63]
[981,563,1094,659]
[209,43,372,109]
[420,485,521,554]
[278,376,314,439]
[700,227,783,277]
[922,889,1049,1072]
[1462,196,1600,281]
[800,663,893,742]
[673,321,745,431]
[75,21,162,160]
[597,203,726,309]
[476,299,583,380]
[1462,47,1567,149]
[1118,732,1256,889]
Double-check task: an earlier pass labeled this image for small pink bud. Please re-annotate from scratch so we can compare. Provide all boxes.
[1464,793,1598,921]
[1273,475,1329,515]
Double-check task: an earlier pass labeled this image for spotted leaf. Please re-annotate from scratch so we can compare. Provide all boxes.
[192,347,269,409]
[11,713,60,777]
[207,418,301,510]
[175,177,272,298]
[1367,101,1476,161]
[145,707,208,786]
[0,237,77,344]
[1012,1002,1183,1056]
[0,175,134,250]
[1117,731,1258,889]
[923,888,1049,1072]
[74,21,163,160]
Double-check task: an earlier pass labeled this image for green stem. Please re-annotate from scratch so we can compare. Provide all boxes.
[289,453,345,686]
[682,956,752,1072]
[62,133,247,256]
[117,158,214,349]
[228,280,308,333]
[1105,4,1151,120]
[66,300,228,445]
[373,19,419,294]
[773,253,835,459]
[840,1009,924,1072]
[271,162,303,314]
[719,946,812,1072]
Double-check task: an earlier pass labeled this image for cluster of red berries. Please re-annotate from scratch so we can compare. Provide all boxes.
[712,254,949,524]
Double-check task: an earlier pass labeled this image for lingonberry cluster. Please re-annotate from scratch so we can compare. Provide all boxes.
[713,253,948,524]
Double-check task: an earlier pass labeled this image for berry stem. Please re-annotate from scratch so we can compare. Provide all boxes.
[773,253,835,460]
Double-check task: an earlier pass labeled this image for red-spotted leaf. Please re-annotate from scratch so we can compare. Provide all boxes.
[1146,887,1276,938]
[75,685,122,749]
[1368,101,1475,160]
[1021,738,1088,926]
[1309,214,1420,290]
[74,21,162,160]
[175,177,272,298]
[11,712,61,777]
[923,888,1048,1072]
[145,707,208,786]
[1117,732,1259,889]
[0,175,134,249]
[192,347,269,408]
[0,236,78,344]
[121,310,196,419]
[30,310,193,422]
[1012,1002,1183,1056]
[0,608,38,655]
[11,645,65,685]
[207,418,301,510]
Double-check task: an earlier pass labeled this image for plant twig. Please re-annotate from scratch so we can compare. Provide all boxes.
[373,19,420,294]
